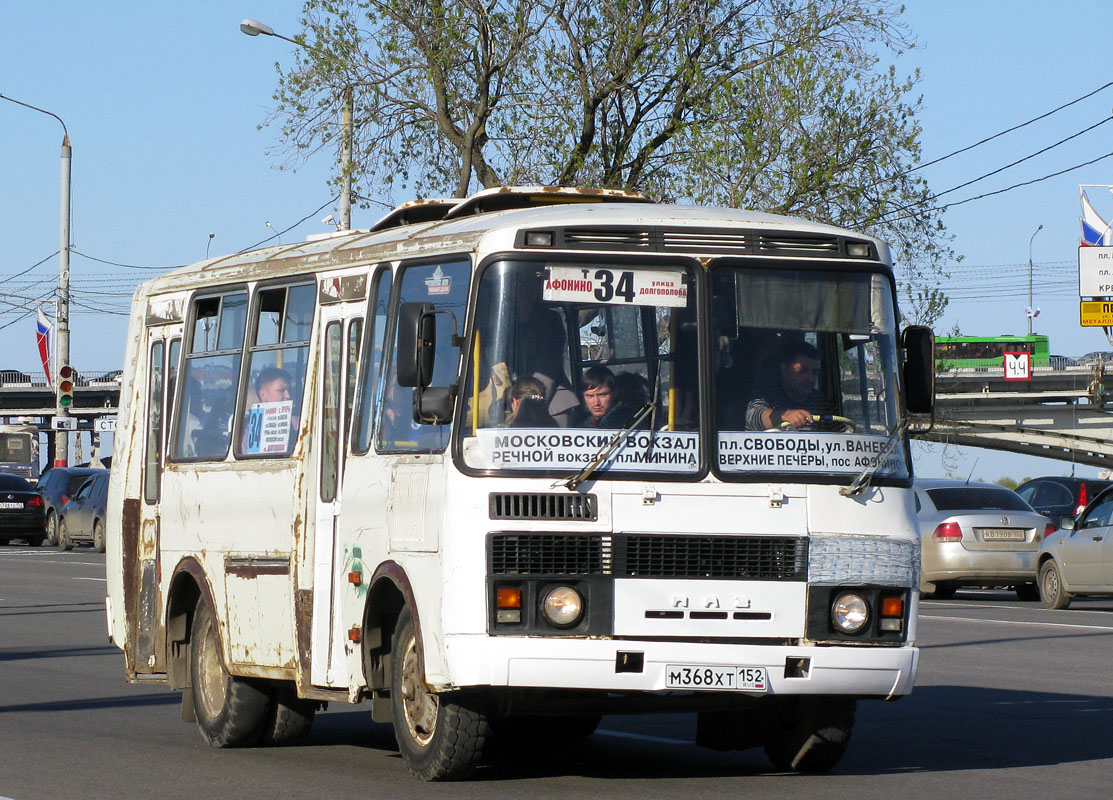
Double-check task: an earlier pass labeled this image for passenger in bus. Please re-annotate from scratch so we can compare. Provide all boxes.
[509,277,580,426]
[579,366,636,428]
[241,367,299,454]
[504,377,556,428]
[745,339,821,430]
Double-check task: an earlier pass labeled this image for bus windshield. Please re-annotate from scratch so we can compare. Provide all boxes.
[460,259,701,476]
[711,266,908,480]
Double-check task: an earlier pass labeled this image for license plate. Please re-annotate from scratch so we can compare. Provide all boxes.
[665,664,768,692]
[978,528,1025,541]
[0,502,22,509]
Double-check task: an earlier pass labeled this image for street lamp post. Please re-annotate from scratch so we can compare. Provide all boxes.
[241,18,354,232]
[1,93,72,466]
[1028,224,1043,336]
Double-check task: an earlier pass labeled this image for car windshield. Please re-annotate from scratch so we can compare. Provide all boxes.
[926,487,1032,512]
[711,266,908,480]
[459,260,700,476]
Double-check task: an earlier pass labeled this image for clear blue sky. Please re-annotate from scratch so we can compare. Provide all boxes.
[2,1,1110,481]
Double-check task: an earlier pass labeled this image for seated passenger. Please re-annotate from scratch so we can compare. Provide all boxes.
[745,340,821,430]
[579,366,636,428]
[505,377,556,428]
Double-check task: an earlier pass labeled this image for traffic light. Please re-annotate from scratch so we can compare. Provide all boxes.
[58,364,75,408]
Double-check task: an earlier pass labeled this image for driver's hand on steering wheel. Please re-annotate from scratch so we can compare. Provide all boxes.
[780,408,813,428]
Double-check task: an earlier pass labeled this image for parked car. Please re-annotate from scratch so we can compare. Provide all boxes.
[1038,485,1113,609]
[915,479,1054,600]
[57,471,110,552]
[1015,476,1113,530]
[36,467,106,546]
[0,472,46,546]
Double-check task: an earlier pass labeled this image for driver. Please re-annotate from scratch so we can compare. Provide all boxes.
[745,340,821,430]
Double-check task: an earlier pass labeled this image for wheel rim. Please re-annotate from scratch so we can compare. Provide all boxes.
[1043,565,1060,601]
[399,633,438,747]
[194,613,228,721]
[47,514,56,542]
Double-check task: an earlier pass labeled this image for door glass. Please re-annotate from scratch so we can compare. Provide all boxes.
[143,340,165,503]
[321,322,342,503]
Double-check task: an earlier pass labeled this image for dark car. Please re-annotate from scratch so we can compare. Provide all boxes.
[1015,476,1113,530]
[58,471,110,552]
[0,472,47,546]
[36,467,106,546]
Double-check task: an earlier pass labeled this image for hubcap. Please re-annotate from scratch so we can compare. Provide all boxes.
[195,614,227,720]
[399,634,438,747]
[1044,567,1059,599]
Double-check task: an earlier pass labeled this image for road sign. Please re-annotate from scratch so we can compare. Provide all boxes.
[1080,300,1113,327]
[1079,246,1113,296]
[1003,352,1031,381]
[51,416,77,431]
[94,417,117,433]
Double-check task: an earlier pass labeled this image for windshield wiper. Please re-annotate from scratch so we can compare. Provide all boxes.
[556,402,657,491]
[839,419,909,497]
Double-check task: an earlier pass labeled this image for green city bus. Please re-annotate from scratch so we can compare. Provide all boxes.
[935,334,1050,370]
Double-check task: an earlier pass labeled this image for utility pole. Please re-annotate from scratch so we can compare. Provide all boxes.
[1027,224,1042,336]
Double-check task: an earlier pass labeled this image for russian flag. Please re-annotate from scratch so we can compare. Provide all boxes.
[35,306,52,386]
[1080,189,1112,246]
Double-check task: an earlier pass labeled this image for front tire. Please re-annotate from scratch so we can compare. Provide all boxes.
[93,520,106,553]
[391,607,488,780]
[45,511,58,545]
[57,518,73,551]
[1039,559,1072,609]
[190,600,273,747]
[763,696,856,773]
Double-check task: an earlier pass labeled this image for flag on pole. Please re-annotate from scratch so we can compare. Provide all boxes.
[1025,306,1041,318]
[35,306,53,386]
[1080,189,1113,246]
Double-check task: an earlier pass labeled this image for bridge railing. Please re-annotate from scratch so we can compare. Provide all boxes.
[0,370,122,387]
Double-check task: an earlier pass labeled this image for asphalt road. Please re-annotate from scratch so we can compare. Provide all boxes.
[3,545,1113,800]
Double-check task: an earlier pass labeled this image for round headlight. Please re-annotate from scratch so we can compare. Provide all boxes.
[540,586,584,627]
[831,593,869,634]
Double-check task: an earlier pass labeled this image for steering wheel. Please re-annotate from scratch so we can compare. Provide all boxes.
[778,414,856,433]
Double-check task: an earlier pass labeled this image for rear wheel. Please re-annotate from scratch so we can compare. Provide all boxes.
[92,520,106,553]
[57,518,73,551]
[391,607,488,780]
[763,696,856,773]
[1015,582,1039,601]
[262,684,316,746]
[190,600,273,747]
[1039,559,1072,610]
[45,511,58,545]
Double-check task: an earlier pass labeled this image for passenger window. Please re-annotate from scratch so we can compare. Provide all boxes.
[173,290,248,461]
[378,261,470,453]
[352,268,393,454]
[143,340,165,503]
[236,282,314,458]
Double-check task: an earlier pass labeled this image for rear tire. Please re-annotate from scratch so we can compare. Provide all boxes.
[190,600,273,747]
[763,696,856,773]
[57,518,73,551]
[93,520,106,553]
[45,511,58,545]
[391,607,488,780]
[1039,559,1072,610]
[262,684,316,746]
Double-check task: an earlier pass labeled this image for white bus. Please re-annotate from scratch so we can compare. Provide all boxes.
[106,187,934,780]
[0,423,40,479]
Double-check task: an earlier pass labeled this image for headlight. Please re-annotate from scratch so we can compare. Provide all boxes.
[830,592,869,634]
[540,585,583,627]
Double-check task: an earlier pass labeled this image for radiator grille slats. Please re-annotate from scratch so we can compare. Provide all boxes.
[488,533,807,580]
[489,493,598,521]
[525,226,866,257]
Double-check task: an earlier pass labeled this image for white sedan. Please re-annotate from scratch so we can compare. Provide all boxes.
[1038,486,1113,609]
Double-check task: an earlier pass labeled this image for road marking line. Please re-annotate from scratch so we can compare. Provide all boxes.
[921,613,1113,632]
[75,576,106,582]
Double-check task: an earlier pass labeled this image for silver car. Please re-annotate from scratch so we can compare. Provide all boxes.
[1037,485,1113,609]
[916,479,1054,600]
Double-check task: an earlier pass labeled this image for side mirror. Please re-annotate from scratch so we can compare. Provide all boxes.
[902,325,935,414]
[414,386,456,425]
[397,302,435,388]
[1060,516,1076,531]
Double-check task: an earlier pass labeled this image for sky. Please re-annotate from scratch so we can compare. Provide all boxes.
[2,1,1111,481]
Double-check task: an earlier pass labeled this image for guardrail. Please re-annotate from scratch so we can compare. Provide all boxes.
[0,370,122,387]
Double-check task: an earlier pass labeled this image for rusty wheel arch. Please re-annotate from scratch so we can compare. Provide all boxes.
[165,556,217,690]
[361,561,420,694]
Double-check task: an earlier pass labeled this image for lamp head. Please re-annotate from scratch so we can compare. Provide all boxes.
[240,19,275,37]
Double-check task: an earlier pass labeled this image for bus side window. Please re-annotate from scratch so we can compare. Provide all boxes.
[352,267,393,454]
[143,340,165,503]
[236,282,314,458]
[378,260,470,453]
[172,291,247,462]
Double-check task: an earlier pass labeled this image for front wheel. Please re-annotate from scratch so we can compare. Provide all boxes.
[190,600,273,747]
[1039,560,1072,609]
[45,511,58,545]
[57,518,73,552]
[93,520,106,553]
[391,607,488,781]
[763,696,856,773]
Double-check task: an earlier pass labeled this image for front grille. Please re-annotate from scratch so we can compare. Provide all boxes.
[489,493,597,521]
[490,533,610,575]
[615,534,807,580]
[756,232,840,253]
[563,228,653,249]
[659,229,751,253]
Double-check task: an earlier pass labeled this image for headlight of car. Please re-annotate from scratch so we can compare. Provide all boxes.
[830,592,869,634]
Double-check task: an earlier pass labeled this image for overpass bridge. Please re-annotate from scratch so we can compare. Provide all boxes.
[5,359,1113,468]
